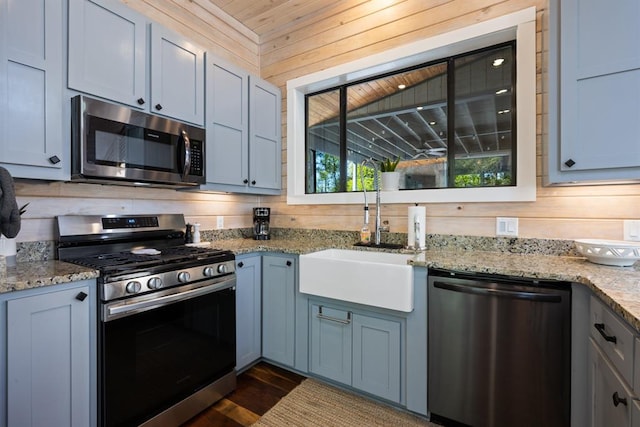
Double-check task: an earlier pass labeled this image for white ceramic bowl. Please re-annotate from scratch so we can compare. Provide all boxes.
[574,239,640,267]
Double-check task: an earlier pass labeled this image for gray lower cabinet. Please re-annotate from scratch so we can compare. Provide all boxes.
[262,254,296,367]
[309,300,402,403]
[203,55,281,195]
[590,339,633,427]
[2,279,96,427]
[309,304,352,384]
[0,0,65,180]
[235,254,262,371]
[589,295,639,427]
[547,0,640,184]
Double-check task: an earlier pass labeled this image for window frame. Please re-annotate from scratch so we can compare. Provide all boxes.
[305,42,518,194]
[286,7,537,205]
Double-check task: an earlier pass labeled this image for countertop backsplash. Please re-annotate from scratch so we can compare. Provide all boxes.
[16,228,581,263]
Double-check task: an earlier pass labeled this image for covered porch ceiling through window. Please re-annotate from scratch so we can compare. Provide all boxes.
[306,45,514,164]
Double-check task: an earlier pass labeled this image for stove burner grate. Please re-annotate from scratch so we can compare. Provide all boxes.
[69,246,233,273]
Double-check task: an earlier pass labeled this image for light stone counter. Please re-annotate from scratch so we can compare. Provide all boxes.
[208,236,640,334]
[4,232,640,335]
[0,261,99,294]
[409,250,640,333]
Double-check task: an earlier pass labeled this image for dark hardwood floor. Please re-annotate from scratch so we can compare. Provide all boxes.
[181,363,306,427]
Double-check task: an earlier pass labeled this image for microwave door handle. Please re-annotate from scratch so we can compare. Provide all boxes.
[181,130,191,180]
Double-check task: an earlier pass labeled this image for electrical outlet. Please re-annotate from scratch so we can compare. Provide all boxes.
[216,216,224,229]
[496,217,518,237]
[624,220,640,241]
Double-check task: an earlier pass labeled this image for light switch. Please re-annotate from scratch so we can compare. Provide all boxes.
[217,216,224,229]
[623,220,640,241]
[496,217,518,237]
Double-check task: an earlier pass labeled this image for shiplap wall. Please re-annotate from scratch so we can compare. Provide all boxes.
[257,0,640,241]
[13,0,640,243]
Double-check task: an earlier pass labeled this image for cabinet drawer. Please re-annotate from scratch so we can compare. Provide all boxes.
[590,339,633,427]
[590,296,635,385]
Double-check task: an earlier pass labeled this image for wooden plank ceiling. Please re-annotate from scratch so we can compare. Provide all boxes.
[202,0,345,38]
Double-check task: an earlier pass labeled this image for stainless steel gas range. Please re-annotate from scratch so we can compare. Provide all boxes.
[56,214,236,427]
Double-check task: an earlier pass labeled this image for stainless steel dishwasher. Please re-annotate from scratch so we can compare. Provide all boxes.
[428,269,571,427]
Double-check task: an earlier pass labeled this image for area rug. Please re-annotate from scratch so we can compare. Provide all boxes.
[252,378,437,427]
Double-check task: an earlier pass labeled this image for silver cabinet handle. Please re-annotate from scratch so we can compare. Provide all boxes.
[317,306,351,324]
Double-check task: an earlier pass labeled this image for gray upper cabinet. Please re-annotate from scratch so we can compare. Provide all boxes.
[68,0,146,110]
[203,55,282,194]
[0,0,66,180]
[248,78,282,192]
[149,24,204,125]
[68,0,204,126]
[547,0,640,184]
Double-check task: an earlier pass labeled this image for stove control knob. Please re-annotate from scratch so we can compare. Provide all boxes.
[147,277,163,290]
[177,271,191,283]
[217,264,228,274]
[203,266,215,277]
[126,281,142,294]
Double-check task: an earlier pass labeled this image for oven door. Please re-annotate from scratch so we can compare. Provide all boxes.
[99,277,235,427]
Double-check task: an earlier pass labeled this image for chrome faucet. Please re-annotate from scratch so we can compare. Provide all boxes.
[360,158,382,245]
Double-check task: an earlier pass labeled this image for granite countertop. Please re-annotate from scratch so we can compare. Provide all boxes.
[215,237,640,332]
[3,235,640,336]
[0,261,99,294]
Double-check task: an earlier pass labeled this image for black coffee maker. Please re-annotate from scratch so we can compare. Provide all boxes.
[253,207,271,240]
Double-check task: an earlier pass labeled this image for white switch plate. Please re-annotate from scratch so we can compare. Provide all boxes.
[624,220,640,241]
[216,216,224,229]
[496,217,518,237]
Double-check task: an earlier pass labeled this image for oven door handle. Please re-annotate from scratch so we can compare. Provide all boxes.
[105,278,234,321]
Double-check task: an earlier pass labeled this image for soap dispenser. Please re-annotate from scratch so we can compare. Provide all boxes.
[360,206,371,243]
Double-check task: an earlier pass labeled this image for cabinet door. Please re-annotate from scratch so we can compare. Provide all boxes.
[7,286,91,427]
[150,24,204,125]
[352,313,401,403]
[633,399,640,427]
[0,0,65,179]
[309,303,352,384]
[590,339,633,427]
[235,255,262,371]
[248,76,282,191]
[262,255,295,366]
[206,56,249,187]
[553,0,640,179]
[68,0,146,108]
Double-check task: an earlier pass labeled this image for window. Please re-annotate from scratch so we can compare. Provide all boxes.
[306,43,515,194]
[287,8,537,204]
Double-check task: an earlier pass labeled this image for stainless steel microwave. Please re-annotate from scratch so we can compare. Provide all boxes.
[71,95,205,187]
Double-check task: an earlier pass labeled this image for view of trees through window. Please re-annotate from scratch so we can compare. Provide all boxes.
[305,42,516,194]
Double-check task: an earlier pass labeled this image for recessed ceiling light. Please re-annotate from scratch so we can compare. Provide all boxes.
[498,109,510,114]
[398,84,406,89]
[495,88,508,95]
[416,106,423,111]
[428,121,436,126]
[493,58,505,67]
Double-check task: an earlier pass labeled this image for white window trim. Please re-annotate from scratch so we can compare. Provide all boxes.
[286,7,537,205]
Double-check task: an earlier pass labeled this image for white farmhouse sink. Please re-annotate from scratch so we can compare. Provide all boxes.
[299,249,414,312]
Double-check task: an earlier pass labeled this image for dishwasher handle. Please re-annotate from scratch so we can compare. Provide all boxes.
[433,280,563,303]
